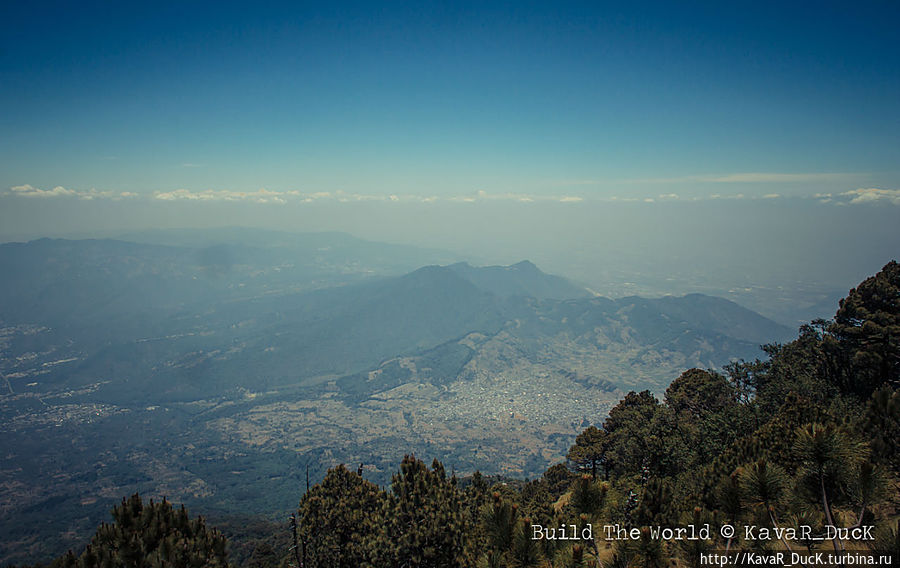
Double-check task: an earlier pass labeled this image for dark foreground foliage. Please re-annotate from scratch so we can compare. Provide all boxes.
[14,494,228,568]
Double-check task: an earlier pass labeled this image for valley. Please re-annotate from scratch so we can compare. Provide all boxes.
[0,231,796,564]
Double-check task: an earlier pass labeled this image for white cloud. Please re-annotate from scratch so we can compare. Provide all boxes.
[839,188,900,205]
[155,188,295,203]
[18,182,888,207]
[6,184,138,200]
[10,184,77,198]
[155,189,217,201]
[708,193,747,200]
[151,188,453,204]
[444,190,584,203]
[78,188,122,200]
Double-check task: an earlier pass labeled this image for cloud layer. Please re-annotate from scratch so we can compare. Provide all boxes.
[839,188,900,205]
[5,184,899,206]
[9,184,136,200]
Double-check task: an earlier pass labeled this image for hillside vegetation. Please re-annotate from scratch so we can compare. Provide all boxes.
[13,261,899,567]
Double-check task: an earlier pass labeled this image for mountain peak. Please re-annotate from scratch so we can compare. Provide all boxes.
[445,260,589,300]
[510,260,539,271]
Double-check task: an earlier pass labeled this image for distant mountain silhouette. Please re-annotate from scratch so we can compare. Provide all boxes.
[0,234,791,405]
[447,260,591,299]
[0,231,459,327]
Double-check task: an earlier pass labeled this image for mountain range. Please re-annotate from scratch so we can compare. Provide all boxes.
[0,230,795,564]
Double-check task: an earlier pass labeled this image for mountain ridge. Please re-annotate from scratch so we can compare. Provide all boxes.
[0,234,798,562]
[446,259,592,300]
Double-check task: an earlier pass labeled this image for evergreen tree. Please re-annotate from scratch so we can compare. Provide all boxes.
[864,386,900,475]
[39,494,228,568]
[633,477,677,528]
[568,475,608,519]
[675,507,714,568]
[542,464,577,500]
[830,260,900,397]
[296,464,388,568]
[477,492,545,568]
[386,456,468,568]
[739,460,794,552]
[566,426,610,480]
[752,323,840,418]
[665,368,749,469]
[792,423,874,555]
[601,390,661,477]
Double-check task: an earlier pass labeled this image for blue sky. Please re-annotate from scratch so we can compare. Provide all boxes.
[2,1,899,313]
[2,1,899,201]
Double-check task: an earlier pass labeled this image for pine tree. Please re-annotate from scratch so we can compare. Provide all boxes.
[385,456,467,568]
[793,423,873,556]
[38,494,228,568]
[830,260,900,397]
[296,464,388,568]
[864,386,900,475]
[566,426,610,480]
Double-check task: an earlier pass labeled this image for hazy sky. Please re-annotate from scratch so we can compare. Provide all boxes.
[3,2,899,194]
[1,1,898,302]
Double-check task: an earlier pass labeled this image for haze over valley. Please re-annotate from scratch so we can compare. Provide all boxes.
[2,2,899,565]
[0,229,802,562]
